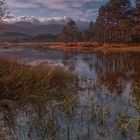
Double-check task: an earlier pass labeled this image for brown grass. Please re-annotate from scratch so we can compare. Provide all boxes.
[49,42,140,53]
[0,58,78,105]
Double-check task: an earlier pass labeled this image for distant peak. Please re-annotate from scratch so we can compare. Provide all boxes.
[3,16,89,24]
[2,16,40,24]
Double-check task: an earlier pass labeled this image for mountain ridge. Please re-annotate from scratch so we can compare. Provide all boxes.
[1,16,89,36]
[2,16,89,25]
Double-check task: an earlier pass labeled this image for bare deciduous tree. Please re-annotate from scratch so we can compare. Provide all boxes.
[0,0,8,32]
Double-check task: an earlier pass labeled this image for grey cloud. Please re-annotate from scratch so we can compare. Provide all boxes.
[7,0,107,19]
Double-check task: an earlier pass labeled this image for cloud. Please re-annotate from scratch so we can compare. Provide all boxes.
[7,0,107,19]
[7,0,38,8]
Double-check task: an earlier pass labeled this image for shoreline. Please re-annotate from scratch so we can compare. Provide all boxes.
[0,42,140,53]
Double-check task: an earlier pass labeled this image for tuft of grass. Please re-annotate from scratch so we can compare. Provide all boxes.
[0,58,78,105]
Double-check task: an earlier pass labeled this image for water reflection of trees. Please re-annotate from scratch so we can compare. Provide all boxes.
[94,53,140,103]
[62,52,140,98]
[62,52,140,110]
[62,52,78,72]
[95,53,140,76]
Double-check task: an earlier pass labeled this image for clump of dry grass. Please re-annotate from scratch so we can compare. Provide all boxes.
[0,58,78,105]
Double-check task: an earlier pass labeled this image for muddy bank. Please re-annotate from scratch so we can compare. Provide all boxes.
[49,42,140,53]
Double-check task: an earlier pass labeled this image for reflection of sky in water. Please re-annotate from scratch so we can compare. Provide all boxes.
[0,48,98,78]
[0,48,63,62]
[75,61,97,78]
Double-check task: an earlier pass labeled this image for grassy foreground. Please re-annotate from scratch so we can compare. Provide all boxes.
[0,58,78,105]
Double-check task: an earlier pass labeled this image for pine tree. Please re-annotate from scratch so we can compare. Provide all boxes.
[133,0,140,41]
[83,21,95,42]
[95,0,133,42]
[61,20,78,45]
[89,21,94,30]
[61,27,69,43]
[136,0,140,22]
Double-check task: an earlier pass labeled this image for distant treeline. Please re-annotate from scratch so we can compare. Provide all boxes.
[95,0,140,43]
[0,33,60,43]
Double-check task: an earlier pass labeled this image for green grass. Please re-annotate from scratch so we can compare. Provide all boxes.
[0,58,78,105]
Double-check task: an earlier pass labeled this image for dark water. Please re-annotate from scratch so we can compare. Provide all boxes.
[0,47,140,140]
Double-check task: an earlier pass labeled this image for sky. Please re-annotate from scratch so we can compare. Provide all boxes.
[7,0,135,20]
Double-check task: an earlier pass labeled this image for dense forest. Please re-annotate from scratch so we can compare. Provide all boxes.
[94,0,140,43]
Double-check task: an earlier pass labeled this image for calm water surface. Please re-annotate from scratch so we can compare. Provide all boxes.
[0,47,140,140]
